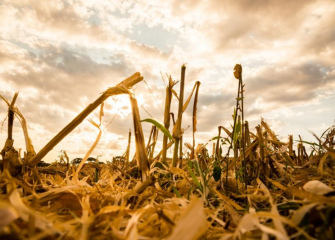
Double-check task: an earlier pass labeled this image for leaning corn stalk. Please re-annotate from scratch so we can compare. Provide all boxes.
[28,72,143,167]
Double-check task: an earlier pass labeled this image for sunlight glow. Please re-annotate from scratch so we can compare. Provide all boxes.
[104,94,145,118]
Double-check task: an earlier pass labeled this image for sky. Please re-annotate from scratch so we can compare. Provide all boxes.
[0,0,335,163]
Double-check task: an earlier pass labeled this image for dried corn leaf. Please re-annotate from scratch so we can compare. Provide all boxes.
[291,203,318,226]
[286,186,335,204]
[167,198,207,240]
[9,189,59,234]
[0,201,19,229]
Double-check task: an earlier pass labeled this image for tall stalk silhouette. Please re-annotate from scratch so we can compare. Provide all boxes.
[224,64,247,196]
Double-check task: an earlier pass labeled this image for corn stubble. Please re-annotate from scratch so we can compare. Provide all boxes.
[0,67,335,240]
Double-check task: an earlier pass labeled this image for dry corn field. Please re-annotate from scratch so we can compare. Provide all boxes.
[1,65,335,240]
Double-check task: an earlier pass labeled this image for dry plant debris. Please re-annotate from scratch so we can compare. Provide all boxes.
[1,67,335,240]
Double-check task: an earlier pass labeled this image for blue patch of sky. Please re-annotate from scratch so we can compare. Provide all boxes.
[112,8,131,18]
[319,65,334,77]
[55,56,63,65]
[60,43,124,66]
[204,68,228,84]
[267,94,335,143]
[125,24,178,53]
[86,49,123,65]
[86,11,102,26]
[244,58,268,69]
[9,40,41,57]
[85,8,131,27]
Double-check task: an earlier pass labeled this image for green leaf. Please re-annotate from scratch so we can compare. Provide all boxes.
[210,136,223,141]
[295,140,318,146]
[187,164,202,191]
[171,186,181,198]
[233,117,242,145]
[140,118,174,141]
[232,108,236,120]
[277,202,301,211]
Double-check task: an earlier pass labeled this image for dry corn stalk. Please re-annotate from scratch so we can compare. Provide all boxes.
[125,129,131,162]
[129,95,150,181]
[162,76,176,163]
[146,126,158,160]
[187,81,201,159]
[216,126,223,161]
[172,71,201,166]
[28,72,143,167]
[0,93,18,163]
[172,65,186,167]
[0,93,36,175]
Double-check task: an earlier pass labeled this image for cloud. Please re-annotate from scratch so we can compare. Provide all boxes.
[1,0,334,162]
[246,61,333,108]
